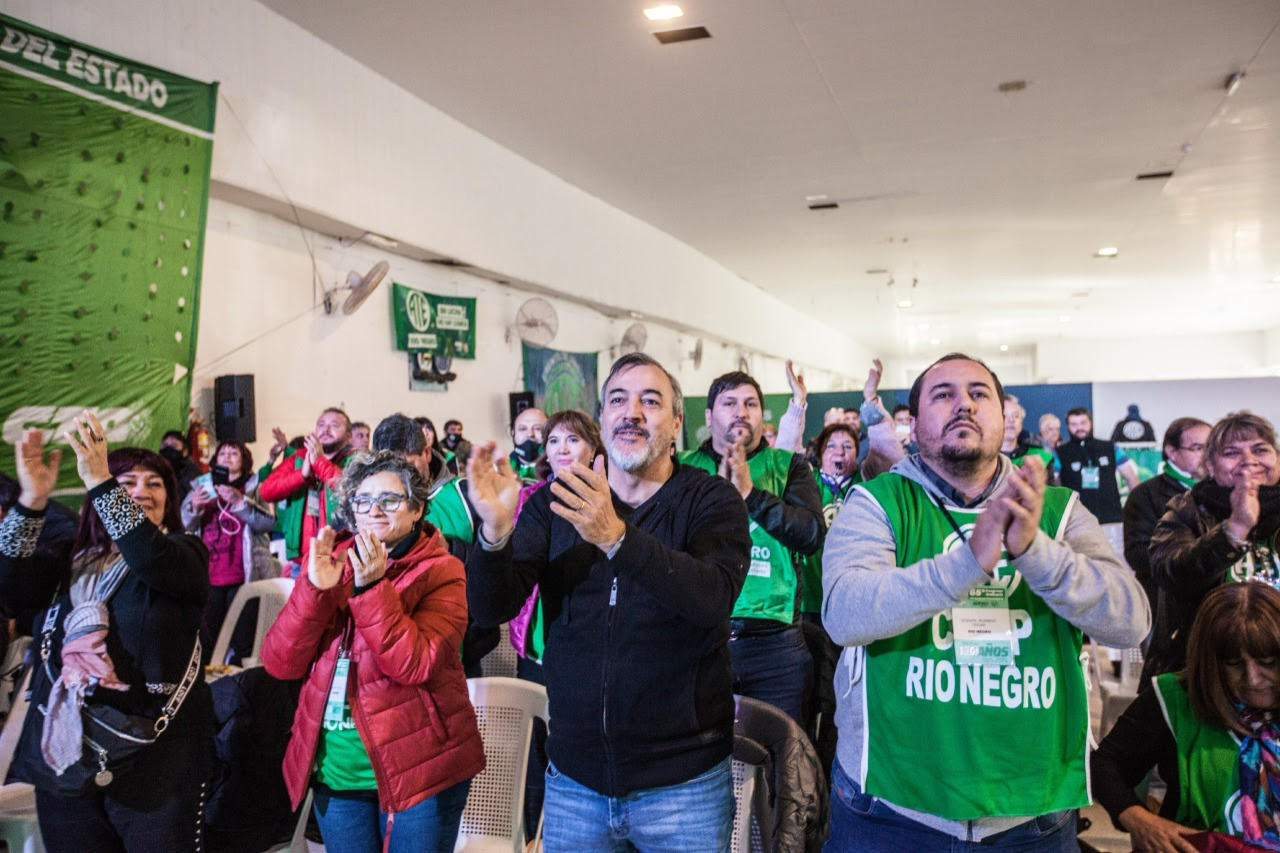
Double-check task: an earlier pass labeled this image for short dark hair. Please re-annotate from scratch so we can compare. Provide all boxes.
[600,353,684,417]
[372,413,427,456]
[891,403,910,417]
[907,353,1005,418]
[535,410,606,480]
[1162,417,1211,460]
[1065,407,1091,421]
[444,419,462,431]
[351,421,370,432]
[0,472,19,512]
[74,447,182,562]
[1186,582,1280,736]
[706,371,763,411]
[815,423,859,457]
[412,415,435,434]
[213,440,253,479]
[321,407,351,428]
[161,429,187,448]
[842,407,859,415]
[1206,411,1278,464]
[332,451,431,529]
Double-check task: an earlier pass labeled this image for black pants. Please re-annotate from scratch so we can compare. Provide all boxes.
[515,655,547,841]
[200,584,257,666]
[35,733,212,853]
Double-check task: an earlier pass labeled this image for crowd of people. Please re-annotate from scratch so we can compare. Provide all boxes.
[0,351,1278,852]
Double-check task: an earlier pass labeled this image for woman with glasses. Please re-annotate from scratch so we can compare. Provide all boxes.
[261,451,484,853]
[1146,411,1280,681]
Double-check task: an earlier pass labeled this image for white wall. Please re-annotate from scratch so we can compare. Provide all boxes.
[1093,377,1280,446]
[10,0,871,398]
[197,200,844,462]
[1035,332,1272,384]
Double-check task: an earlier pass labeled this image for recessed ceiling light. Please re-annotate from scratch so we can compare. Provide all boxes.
[917,323,930,331]
[929,337,941,346]
[644,4,683,21]
[805,194,828,203]
[897,299,913,309]
[1271,274,1280,283]
[999,344,1009,352]
[1059,314,1071,323]
[1095,247,1119,258]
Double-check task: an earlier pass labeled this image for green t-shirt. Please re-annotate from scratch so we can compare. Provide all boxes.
[314,695,376,790]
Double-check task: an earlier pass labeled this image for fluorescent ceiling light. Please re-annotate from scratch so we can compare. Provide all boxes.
[897,299,913,308]
[999,344,1009,352]
[645,5,683,21]
[1094,246,1119,258]
[929,337,941,346]
[1059,314,1071,323]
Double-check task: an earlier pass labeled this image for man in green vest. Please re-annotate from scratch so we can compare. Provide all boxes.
[680,370,825,724]
[509,406,547,482]
[821,353,1150,851]
[1001,393,1057,474]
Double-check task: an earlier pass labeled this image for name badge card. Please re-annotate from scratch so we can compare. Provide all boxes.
[323,656,350,727]
[1081,466,1100,489]
[952,585,1014,666]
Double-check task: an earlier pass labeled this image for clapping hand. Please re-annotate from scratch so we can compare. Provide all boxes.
[466,441,521,542]
[269,427,288,459]
[1001,457,1047,559]
[863,358,884,403]
[785,359,807,408]
[549,457,626,552]
[308,526,343,590]
[720,438,753,499]
[301,433,322,479]
[14,429,61,511]
[1227,467,1264,544]
[64,410,111,490]
[348,530,387,587]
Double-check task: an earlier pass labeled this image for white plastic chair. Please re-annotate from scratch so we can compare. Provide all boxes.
[730,759,762,853]
[0,670,45,853]
[479,624,518,679]
[1090,639,1144,739]
[456,677,548,852]
[210,578,295,669]
[266,788,320,853]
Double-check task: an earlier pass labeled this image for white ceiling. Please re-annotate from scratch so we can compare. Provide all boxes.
[259,0,1280,358]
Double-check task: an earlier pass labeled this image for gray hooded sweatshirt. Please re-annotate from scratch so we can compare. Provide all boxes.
[821,453,1150,841]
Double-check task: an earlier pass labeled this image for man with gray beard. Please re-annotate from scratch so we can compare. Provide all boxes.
[466,353,750,852]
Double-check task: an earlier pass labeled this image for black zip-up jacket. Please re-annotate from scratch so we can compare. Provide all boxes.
[467,462,750,796]
[1122,472,1189,609]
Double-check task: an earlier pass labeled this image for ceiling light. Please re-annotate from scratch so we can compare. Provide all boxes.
[1271,274,1280,283]
[897,299,913,309]
[1224,71,1245,96]
[1059,314,1071,323]
[1095,247,1119,258]
[999,344,1009,352]
[644,4,683,21]
[929,337,941,346]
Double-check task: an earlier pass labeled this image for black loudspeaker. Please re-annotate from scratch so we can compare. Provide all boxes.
[509,391,535,429]
[214,374,256,443]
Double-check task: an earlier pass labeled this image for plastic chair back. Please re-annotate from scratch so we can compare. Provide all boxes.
[456,677,548,852]
[479,624,518,679]
[211,578,294,668]
[731,759,763,853]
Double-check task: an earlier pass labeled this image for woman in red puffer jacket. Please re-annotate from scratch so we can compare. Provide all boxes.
[261,451,484,853]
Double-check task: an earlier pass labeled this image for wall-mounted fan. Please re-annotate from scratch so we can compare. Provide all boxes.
[618,322,648,354]
[737,353,750,373]
[508,297,558,346]
[687,337,704,369]
[324,260,389,315]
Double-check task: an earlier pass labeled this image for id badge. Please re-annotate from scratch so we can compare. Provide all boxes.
[305,489,321,516]
[1080,466,1101,489]
[323,656,350,727]
[952,585,1014,666]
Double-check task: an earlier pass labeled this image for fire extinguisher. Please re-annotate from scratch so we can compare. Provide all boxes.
[187,409,212,473]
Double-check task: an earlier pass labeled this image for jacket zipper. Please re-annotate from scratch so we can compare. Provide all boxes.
[601,573,618,792]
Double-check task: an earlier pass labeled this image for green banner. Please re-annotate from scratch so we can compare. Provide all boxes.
[390,281,476,358]
[0,13,216,493]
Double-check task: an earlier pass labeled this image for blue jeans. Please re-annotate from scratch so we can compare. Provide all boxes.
[312,778,471,853]
[543,758,733,852]
[824,761,1077,852]
[728,623,813,725]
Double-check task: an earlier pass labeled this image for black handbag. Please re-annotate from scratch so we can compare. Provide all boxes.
[22,596,202,794]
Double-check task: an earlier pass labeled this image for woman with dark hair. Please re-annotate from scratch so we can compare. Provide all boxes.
[0,414,212,852]
[1093,582,1280,851]
[181,440,277,664]
[261,451,484,853]
[1146,411,1280,680]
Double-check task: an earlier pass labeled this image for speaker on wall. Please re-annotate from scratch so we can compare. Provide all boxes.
[508,391,535,430]
[214,374,256,443]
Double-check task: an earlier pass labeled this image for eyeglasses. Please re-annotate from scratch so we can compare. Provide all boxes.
[1177,444,1206,453]
[351,492,408,514]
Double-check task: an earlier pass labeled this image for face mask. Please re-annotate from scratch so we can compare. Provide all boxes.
[159,447,185,469]
[895,423,912,441]
[514,438,541,462]
[442,434,462,451]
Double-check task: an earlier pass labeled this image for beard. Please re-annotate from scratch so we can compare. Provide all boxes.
[721,419,756,449]
[607,422,666,473]
[322,438,346,455]
[922,417,991,475]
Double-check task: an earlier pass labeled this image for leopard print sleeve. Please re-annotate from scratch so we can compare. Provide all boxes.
[91,485,147,540]
[0,507,44,558]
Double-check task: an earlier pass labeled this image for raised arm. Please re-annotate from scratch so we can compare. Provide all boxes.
[745,451,825,555]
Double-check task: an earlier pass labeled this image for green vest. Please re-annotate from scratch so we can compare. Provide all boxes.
[1153,672,1244,833]
[509,452,539,484]
[857,473,1089,819]
[798,472,859,614]
[1010,445,1055,470]
[424,476,475,543]
[680,445,797,623]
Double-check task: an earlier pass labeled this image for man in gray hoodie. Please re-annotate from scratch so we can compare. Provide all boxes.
[821,353,1150,852]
